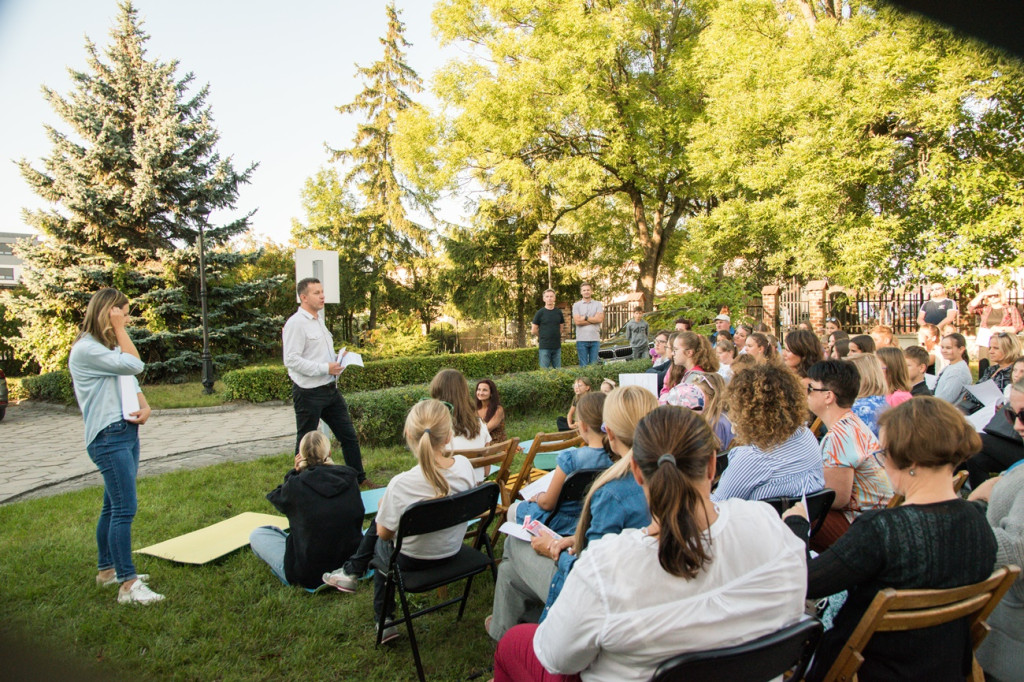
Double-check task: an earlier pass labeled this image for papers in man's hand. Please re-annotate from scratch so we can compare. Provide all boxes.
[498,517,563,542]
[336,347,364,368]
[619,372,659,398]
[119,375,140,420]
[962,380,1004,432]
[519,470,556,500]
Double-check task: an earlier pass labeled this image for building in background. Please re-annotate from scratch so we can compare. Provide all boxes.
[0,232,38,288]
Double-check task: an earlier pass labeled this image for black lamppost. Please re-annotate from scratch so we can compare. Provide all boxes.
[198,212,214,394]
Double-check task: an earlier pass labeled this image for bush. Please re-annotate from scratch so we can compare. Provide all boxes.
[346,359,651,447]
[222,343,583,400]
[21,369,77,407]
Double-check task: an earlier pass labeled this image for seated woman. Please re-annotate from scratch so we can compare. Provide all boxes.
[934,333,973,403]
[969,389,1024,681]
[876,346,913,406]
[250,431,364,589]
[782,329,824,380]
[743,332,778,363]
[848,354,890,437]
[783,397,998,682]
[324,399,477,643]
[917,323,944,375]
[825,329,849,360]
[432,369,490,481]
[712,363,823,502]
[660,331,719,405]
[494,406,807,682]
[830,336,851,360]
[967,376,1024,490]
[847,334,876,357]
[980,331,1023,393]
[476,378,507,444]
[486,387,655,641]
[689,371,733,451]
[716,338,737,383]
[512,392,612,535]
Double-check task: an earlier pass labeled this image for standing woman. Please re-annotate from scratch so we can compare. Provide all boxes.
[68,288,162,605]
[475,379,507,444]
[969,286,1024,376]
[934,333,973,404]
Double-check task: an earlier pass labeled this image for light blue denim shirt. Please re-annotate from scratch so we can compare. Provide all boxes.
[68,335,144,446]
[515,446,613,535]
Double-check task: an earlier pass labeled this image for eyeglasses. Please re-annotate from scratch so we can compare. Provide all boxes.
[807,385,831,395]
[1005,406,1024,426]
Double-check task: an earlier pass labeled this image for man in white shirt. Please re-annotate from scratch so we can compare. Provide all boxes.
[572,282,604,367]
[282,278,368,486]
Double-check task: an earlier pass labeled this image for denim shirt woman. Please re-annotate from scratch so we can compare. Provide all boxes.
[68,288,162,605]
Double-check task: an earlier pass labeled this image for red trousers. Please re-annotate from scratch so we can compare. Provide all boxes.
[494,624,582,682]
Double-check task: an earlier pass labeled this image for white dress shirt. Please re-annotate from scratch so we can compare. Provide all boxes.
[282,307,336,388]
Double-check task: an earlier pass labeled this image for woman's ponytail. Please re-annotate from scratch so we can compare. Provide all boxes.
[405,400,454,497]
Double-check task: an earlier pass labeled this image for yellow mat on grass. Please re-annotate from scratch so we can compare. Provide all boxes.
[135,512,289,564]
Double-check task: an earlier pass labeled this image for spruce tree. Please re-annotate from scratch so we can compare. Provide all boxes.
[327,1,433,330]
[7,1,282,376]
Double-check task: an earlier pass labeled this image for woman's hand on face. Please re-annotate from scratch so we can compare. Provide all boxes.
[109,306,129,330]
[126,404,151,425]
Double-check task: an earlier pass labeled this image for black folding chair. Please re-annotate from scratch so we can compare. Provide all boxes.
[548,467,604,517]
[760,488,836,538]
[373,482,499,682]
[651,618,823,682]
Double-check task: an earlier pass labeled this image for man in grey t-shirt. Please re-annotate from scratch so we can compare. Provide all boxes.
[572,282,604,366]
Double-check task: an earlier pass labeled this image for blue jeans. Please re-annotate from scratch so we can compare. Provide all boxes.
[576,341,600,366]
[86,420,140,582]
[250,526,290,585]
[538,348,562,369]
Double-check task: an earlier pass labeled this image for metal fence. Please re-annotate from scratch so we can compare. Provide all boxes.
[778,278,810,330]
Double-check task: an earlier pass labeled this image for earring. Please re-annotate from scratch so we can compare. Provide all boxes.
[908,468,916,477]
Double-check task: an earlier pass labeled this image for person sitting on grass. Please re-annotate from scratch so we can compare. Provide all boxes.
[511,392,612,535]
[848,354,890,438]
[492,406,807,682]
[250,431,364,590]
[876,346,913,406]
[712,363,824,503]
[806,360,893,551]
[783,397,997,682]
[323,399,477,644]
[486,387,655,642]
[903,345,934,397]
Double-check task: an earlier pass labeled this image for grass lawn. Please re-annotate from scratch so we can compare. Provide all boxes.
[144,381,229,410]
[0,408,564,681]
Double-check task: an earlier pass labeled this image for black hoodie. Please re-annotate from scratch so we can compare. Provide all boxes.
[266,465,365,588]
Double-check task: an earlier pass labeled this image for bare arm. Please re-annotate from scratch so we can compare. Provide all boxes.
[531,323,540,336]
[942,308,958,327]
[376,522,395,541]
[126,391,151,425]
[484,406,505,433]
[824,466,855,509]
[917,309,927,326]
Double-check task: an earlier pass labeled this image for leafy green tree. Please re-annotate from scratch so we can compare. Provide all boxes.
[8,1,276,376]
[328,1,434,329]
[430,0,715,311]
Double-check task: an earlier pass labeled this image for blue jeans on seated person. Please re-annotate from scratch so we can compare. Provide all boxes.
[250,526,289,585]
[538,348,562,369]
[87,419,140,582]
[576,341,600,366]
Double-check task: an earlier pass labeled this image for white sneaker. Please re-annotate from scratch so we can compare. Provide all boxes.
[98,573,148,587]
[117,579,164,605]
[322,569,359,593]
[377,624,400,645]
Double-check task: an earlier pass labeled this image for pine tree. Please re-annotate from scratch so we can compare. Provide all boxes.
[7,1,283,376]
[327,1,432,330]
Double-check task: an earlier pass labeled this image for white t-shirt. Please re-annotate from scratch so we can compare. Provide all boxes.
[534,498,807,682]
[450,419,491,483]
[375,455,477,560]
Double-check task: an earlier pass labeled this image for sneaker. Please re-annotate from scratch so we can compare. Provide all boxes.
[322,569,359,593]
[117,579,164,605]
[377,624,401,645]
[98,573,148,587]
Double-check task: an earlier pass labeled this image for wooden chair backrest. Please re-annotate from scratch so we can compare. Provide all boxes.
[506,430,584,502]
[452,438,520,476]
[821,565,1021,682]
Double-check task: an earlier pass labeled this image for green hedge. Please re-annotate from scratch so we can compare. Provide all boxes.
[222,343,582,402]
[345,359,652,447]
[21,370,77,407]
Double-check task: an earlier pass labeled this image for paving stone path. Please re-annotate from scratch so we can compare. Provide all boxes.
[0,401,298,504]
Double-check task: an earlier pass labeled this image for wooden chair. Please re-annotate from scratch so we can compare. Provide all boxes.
[820,565,1021,682]
[491,430,583,546]
[888,470,972,509]
[652,618,823,682]
[452,438,519,541]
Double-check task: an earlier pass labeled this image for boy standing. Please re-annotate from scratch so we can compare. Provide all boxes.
[624,309,650,361]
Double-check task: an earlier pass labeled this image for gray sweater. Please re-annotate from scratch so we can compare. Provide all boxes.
[976,463,1024,681]
[933,360,972,403]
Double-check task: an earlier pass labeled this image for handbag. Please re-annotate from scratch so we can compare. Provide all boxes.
[983,406,1024,444]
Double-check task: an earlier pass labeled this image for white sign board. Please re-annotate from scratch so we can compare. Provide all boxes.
[294,249,340,304]
[619,373,659,398]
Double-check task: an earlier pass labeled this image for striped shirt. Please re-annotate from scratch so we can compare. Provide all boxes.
[711,427,824,503]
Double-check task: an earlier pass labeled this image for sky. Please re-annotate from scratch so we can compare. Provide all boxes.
[0,0,465,246]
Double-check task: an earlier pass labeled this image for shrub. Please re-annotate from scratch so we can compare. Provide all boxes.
[222,343,583,400]
[346,359,651,447]
[21,369,77,407]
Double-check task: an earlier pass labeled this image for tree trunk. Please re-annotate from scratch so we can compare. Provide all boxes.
[514,257,527,347]
[367,288,378,330]
[631,189,685,312]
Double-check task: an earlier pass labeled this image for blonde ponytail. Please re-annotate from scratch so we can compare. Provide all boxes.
[405,399,454,497]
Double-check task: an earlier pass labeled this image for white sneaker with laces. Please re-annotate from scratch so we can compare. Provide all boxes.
[322,569,359,593]
[98,573,149,587]
[117,579,164,605]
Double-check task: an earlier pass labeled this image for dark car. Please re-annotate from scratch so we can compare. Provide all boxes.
[598,309,685,362]
[0,368,8,422]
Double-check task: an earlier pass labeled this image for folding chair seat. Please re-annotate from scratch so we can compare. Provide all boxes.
[373,482,500,682]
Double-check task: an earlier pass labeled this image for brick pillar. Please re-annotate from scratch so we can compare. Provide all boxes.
[806,280,829,336]
[761,285,780,337]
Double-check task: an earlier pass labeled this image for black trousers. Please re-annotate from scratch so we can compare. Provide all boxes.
[292,382,365,482]
[965,432,1024,489]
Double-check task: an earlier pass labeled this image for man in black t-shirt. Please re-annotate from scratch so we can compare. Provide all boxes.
[917,283,958,328]
[532,289,565,369]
